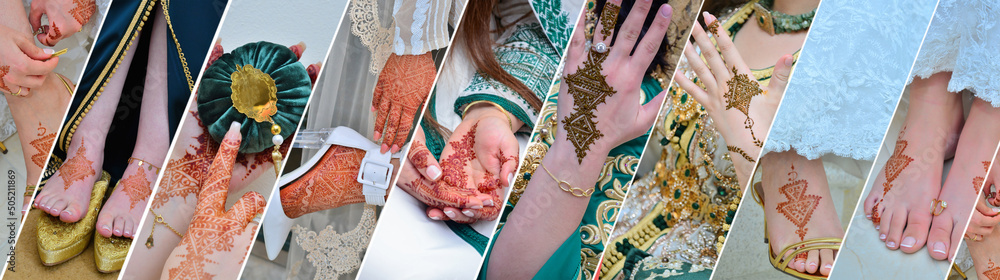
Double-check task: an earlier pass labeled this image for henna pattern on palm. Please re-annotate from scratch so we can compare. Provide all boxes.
[168,137,265,279]
[563,50,615,163]
[279,145,366,218]
[776,164,821,241]
[59,139,96,189]
[872,128,913,224]
[69,0,96,26]
[120,168,152,210]
[30,123,56,168]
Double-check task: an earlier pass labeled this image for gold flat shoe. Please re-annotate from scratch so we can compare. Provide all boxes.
[94,232,130,272]
[36,171,110,266]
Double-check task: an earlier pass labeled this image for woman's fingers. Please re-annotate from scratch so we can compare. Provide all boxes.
[681,42,716,91]
[689,17,728,83]
[767,54,795,95]
[197,121,242,213]
[306,62,321,87]
[288,41,305,60]
[704,12,748,73]
[592,0,621,48]
[426,207,448,221]
[611,0,653,59]
[635,92,667,135]
[407,141,443,181]
[392,108,415,152]
[565,4,589,68]
[227,191,266,226]
[382,106,403,153]
[631,4,672,67]
[373,93,392,139]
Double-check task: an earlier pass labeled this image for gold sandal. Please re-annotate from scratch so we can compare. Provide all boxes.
[753,182,841,280]
[94,157,161,272]
[36,171,111,266]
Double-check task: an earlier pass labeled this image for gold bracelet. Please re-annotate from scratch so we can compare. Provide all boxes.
[128,157,162,175]
[540,162,594,197]
[145,208,184,248]
[462,100,514,131]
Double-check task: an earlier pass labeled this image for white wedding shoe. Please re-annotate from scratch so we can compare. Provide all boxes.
[263,126,398,260]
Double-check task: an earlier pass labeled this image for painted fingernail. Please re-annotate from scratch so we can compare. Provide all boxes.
[230,121,241,130]
[507,173,514,183]
[43,48,55,54]
[866,214,871,219]
[483,199,494,207]
[444,210,457,219]
[901,237,916,248]
[470,204,482,210]
[933,242,946,254]
[886,241,896,248]
[879,233,886,240]
[391,145,399,152]
[462,210,475,217]
[374,131,381,139]
[427,166,442,180]
[371,105,375,112]
[875,225,880,231]
[703,11,711,20]
[659,4,672,18]
[429,215,440,220]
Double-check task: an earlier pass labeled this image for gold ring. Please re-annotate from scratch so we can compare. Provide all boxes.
[931,199,947,216]
[14,87,22,96]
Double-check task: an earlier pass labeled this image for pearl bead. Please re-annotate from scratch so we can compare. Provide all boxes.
[272,134,284,146]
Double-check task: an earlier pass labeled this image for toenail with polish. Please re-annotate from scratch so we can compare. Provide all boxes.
[444,210,456,218]
[886,241,896,248]
[875,225,879,230]
[809,262,817,268]
[879,234,886,240]
[901,237,916,248]
[462,210,475,217]
[932,242,946,254]
[824,264,832,269]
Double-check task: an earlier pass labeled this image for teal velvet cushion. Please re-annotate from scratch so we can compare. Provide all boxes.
[197,41,310,153]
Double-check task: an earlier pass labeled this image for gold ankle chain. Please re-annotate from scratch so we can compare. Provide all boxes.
[146,208,183,248]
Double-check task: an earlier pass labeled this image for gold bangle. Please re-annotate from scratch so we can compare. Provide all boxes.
[462,100,514,131]
[540,162,593,197]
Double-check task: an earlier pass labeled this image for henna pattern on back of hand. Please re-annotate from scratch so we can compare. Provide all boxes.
[50,24,62,40]
[986,260,1000,280]
[153,112,218,208]
[69,0,97,26]
[563,51,616,163]
[59,138,96,189]
[776,164,821,241]
[724,66,765,148]
[30,123,56,168]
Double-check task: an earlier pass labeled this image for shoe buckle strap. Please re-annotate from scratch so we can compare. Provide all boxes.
[358,148,393,206]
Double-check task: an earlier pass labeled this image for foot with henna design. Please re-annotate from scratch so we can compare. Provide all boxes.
[926,97,1000,261]
[761,152,843,276]
[863,73,963,253]
[33,26,140,223]
[6,72,72,213]
[968,217,1000,279]
[96,10,170,239]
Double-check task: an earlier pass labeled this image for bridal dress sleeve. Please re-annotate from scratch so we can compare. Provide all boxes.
[762,0,937,161]
[910,0,1000,107]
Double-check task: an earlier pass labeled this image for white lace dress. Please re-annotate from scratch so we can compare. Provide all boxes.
[762,0,937,160]
[910,0,1000,107]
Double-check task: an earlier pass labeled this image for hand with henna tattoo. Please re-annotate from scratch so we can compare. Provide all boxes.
[161,122,267,279]
[372,53,436,153]
[672,12,794,184]
[29,0,95,46]
[0,24,59,95]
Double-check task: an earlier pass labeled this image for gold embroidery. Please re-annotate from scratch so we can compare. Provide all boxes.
[599,3,620,38]
[563,51,616,162]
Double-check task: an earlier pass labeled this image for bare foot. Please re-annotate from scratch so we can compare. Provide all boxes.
[6,72,72,213]
[863,73,963,253]
[927,98,1000,261]
[760,151,843,276]
[33,134,104,223]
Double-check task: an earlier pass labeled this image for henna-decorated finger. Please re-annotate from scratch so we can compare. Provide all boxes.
[407,141,442,180]
[592,0,621,47]
[307,62,321,87]
[689,22,729,83]
[373,93,392,140]
[197,122,242,213]
[392,107,416,152]
[288,41,305,60]
[206,40,224,71]
[631,4,672,66]
[383,106,403,153]
[704,12,749,73]
[426,207,447,221]
[610,0,653,59]
[443,206,478,224]
[227,191,266,226]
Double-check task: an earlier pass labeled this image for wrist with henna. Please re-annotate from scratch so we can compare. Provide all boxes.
[279,145,367,218]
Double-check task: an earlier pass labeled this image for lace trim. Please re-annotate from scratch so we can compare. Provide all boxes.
[350,0,395,75]
[292,204,377,280]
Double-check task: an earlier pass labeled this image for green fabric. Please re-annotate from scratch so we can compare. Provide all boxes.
[197,41,310,154]
[445,221,488,255]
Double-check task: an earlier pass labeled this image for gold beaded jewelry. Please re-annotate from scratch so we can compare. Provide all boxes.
[540,162,593,197]
[462,100,514,130]
[146,208,184,248]
[128,157,162,175]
